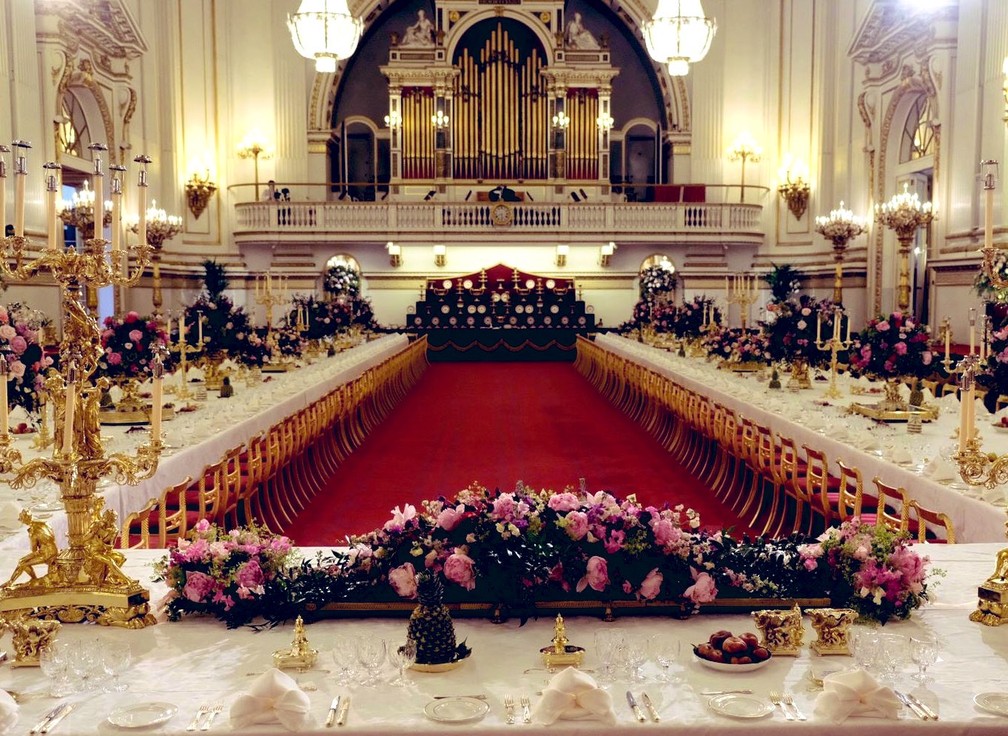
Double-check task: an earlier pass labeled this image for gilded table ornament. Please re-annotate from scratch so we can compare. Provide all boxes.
[752,605,804,656]
[806,608,857,655]
[2,615,61,667]
[540,613,585,668]
[971,520,1008,626]
[273,616,318,670]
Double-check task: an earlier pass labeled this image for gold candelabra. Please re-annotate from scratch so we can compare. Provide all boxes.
[777,156,811,220]
[728,132,762,203]
[815,306,852,399]
[876,183,934,312]
[128,201,182,325]
[184,170,217,220]
[725,274,757,329]
[815,201,867,305]
[167,312,204,400]
[237,133,273,201]
[0,140,163,628]
[255,274,288,332]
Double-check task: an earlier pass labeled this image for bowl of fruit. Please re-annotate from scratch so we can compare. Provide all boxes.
[693,630,772,672]
[992,416,1008,432]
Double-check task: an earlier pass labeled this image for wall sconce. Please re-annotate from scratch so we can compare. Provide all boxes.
[384,111,402,129]
[777,155,811,220]
[555,244,569,267]
[185,170,217,220]
[599,241,617,267]
[433,243,446,267]
[386,241,402,268]
[596,113,614,131]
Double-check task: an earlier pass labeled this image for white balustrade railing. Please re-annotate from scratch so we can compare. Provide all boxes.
[234,200,764,242]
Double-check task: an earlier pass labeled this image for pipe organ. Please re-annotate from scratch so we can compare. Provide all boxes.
[382,7,617,185]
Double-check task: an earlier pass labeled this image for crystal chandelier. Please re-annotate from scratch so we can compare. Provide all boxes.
[287,0,362,73]
[643,0,717,76]
[58,179,111,239]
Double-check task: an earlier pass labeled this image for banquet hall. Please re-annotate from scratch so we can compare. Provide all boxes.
[2,1,1008,734]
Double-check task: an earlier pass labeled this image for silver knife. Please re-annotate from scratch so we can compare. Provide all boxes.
[336,696,350,726]
[626,691,645,722]
[640,692,660,722]
[326,696,341,728]
[29,704,66,735]
[895,691,928,720]
[907,692,938,721]
[40,703,75,734]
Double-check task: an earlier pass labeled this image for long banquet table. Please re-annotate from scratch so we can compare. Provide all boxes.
[0,333,410,551]
[594,333,1008,544]
[0,544,1006,734]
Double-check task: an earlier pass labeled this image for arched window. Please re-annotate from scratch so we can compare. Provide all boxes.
[56,91,91,157]
[638,254,677,303]
[899,95,934,163]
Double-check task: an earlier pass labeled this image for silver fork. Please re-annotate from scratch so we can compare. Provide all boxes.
[504,695,515,725]
[769,691,793,721]
[520,695,531,724]
[783,693,806,721]
[186,705,209,732]
[200,703,223,731]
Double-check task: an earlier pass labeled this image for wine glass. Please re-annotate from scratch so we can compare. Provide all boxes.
[39,642,73,697]
[848,628,878,672]
[621,636,647,683]
[68,638,101,693]
[101,640,132,692]
[594,631,624,682]
[909,632,938,682]
[389,639,417,687]
[355,636,386,686]
[331,636,359,685]
[651,636,683,683]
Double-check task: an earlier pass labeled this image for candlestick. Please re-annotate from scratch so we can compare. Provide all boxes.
[62,365,77,456]
[0,144,7,233]
[816,307,853,400]
[816,313,823,344]
[13,140,29,237]
[969,308,977,355]
[110,164,124,255]
[136,155,149,247]
[150,354,163,443]
[44,162,60,251]
[944,318,950,364]
[197,312,203,345]
[89,144,106,238]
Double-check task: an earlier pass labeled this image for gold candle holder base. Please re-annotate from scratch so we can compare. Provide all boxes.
[3,616,62,666]
[540,613,585,668]
[0,585,155,628]
[752,605,804,656]
[273,616,318,670]
[971,577,1008,626]
[806,608,857,655]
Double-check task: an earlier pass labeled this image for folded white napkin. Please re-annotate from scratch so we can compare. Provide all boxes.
[230,668,312,731]
[532,668,615,725]
[889,446,914,465]
[860,435,883,453]
[0,501,21,528]
[0,689,18,734]
[940,393,960,411]
[923,456,958,482]
[813,669,901,721]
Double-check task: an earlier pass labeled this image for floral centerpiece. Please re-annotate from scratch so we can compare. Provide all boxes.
[799,519,933,624]
[701,327,771,367]
[764,263,804,303]
[183,262,269,367]
[323,264,361,299]
[671,296,719,340]
[977,323,1008,411]
[156,486,936,629]
[153,520,296,628]
[849,312,934,413]
[268,325,306,360]
[0,303,52,413]
[639,264,677,302]
[98,311,170,381]
[763,296,834,368]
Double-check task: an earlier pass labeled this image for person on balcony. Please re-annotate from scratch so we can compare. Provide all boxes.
[262,180,277,202]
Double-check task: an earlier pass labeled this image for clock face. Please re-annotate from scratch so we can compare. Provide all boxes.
[491,203,513,226]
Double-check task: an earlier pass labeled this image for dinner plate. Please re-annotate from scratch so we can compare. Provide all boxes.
[424,697,489,723]
[108,702,178,728]
[975,692,1008,716]
[463,279,473,289]
[707,694,773,719]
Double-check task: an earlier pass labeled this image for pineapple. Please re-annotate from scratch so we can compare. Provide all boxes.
[408,573,457,665]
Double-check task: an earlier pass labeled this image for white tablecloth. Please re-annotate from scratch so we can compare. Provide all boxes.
[0,544,1004,734]
[596,334,1008,543]
[0,334,410,550]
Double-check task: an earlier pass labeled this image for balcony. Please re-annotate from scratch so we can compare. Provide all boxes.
[232,184,767,248]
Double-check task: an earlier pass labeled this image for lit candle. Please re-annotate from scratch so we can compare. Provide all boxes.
[62,365,77,456]
[986,175,995,251]
[135,154,150,248]
[969,308,976,355]
[110,165,123,255]
[197,312,203,345]
[0,356,8,438]
[833,311,841,341]
[725,276,729,296]
[90,146,105,236]
[844,314,851,343]
[816,312,823,344]
[150,354,163,443]
[0,144,7,233]
[37,325,44,347]
[968,385,977,443]
[13,141,29,238]
[943,318,950,363]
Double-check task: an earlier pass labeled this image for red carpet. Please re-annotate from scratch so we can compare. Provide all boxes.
[283,362,751,545]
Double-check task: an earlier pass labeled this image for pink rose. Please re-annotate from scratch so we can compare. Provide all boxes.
[564,510,589,540]
[129,329,144,343]
[894,341,907,355]
[577,556,609,593]
[444,552,477,590]
[0,325,15,341]
[107,352,122,365]
[876,320,890,332]
[639,568,663,600]
[684,568,717,604]
[388,562,418,599]
[8,361,24,379]
[437,504,465,531]
[182,570,217,602]
[235,559,265,590]
[922,351,932,365]
[125,311,141,323]
[9,336,26,354]
[547,492,580,512]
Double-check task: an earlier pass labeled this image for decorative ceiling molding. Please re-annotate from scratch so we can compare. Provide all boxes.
[36,0,148,61]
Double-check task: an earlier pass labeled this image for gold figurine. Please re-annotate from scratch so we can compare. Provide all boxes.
[273,616,318,670]
[752,605,804,656]
[2,615,62,667]
[5,510,59,587]
[540,613,585,668]
[807,608,857,655]
[970,519,1008,626]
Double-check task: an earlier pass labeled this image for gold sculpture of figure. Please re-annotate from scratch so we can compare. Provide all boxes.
[752,605,804,656]
[83,499,129,586]
[971,518,1008,626]
[273,615,318,670]
[807,608,857,655]
[552,614,568,654]
[5,510,59,586]
[2,615,61,667]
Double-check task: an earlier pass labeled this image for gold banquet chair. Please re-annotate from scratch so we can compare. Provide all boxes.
[836,460,878,523]
[871,476,913,535]
[908,500,956,543]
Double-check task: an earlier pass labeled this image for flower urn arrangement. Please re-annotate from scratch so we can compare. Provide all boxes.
[849,311,934,413]
[701,327,772,369]
[0,303,52,414]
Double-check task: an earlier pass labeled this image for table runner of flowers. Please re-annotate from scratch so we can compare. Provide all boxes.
[154,485,935,628]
